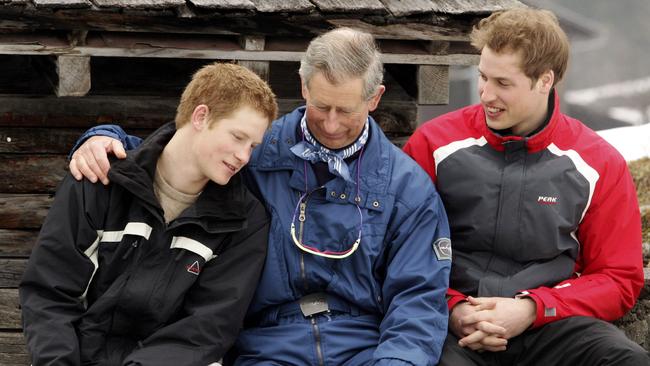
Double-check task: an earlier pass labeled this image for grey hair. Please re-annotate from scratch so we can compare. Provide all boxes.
[299,27,384,100]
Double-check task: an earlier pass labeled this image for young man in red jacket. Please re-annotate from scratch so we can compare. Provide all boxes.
[404,8,649,366]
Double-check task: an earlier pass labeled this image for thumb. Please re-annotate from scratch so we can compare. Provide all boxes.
[468,296,497,310]
[110,139,127,159]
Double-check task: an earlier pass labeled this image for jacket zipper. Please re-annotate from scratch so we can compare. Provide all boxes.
[299,199,309,291]
[310,317,325,366]
[299,197,324,365]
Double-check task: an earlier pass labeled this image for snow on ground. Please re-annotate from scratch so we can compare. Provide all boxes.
[598,123,650,161]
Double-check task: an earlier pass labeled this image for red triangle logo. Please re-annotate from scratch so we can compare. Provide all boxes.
[186,260,200,275]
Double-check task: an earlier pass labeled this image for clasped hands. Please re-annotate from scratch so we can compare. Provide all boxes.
[449,296,536,352]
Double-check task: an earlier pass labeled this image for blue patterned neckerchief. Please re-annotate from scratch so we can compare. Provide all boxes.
[290,114,369,183]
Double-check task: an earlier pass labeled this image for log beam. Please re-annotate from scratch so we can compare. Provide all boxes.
[0,259,25,288]
[0,331,28,366]
[238,35,269,81]
[56,55,91,97]
[417,65,449,105]
[0,194,52,229]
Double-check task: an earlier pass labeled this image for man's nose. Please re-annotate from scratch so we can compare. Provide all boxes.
[234,145,251,166]
[480,82,496,103]
[322,108,341,133]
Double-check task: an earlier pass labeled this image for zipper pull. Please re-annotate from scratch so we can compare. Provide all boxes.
[299,202,306,222]
[122,240,139,260]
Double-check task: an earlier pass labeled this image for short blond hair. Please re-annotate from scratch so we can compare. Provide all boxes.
[175,62,278,128]
[471,8,569,87]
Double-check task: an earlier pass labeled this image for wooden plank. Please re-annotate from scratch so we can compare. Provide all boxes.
[33,0,92,8]
[0,155,67,194]
[238,35,269,81]
[0,93,414,131]
[311,0,386,13]
[379,0,434,17]
[0,128,90,154]
[93,0,185,8]
[56,55,91,97]
[328,19,472,42]
[0,44,478,65]
[0,2,498,37]
[250,0,314,13]
[0,259,25,288]
[0,95,174,129]
[0,289,21,329]
[0,14,479,42]
[429,0,525,14]
[188,0,254,9]
[425,41,450,55]
[0,194,52,229]
[239,35,265,51]
[0,331,29,366]
[417,65,449,104]
[0,230,38,257]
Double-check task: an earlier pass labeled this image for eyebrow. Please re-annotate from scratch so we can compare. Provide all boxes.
[231,128,250,138]
[231,127,263,145]
[478,69,513,84]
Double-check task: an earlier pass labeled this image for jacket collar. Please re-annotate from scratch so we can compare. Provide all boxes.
[253,106,393,208]
[480,90,562,153]
[109,122,248,230]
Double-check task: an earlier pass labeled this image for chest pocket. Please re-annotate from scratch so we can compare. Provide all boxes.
[148,235,227,317]
[84,222,154,304]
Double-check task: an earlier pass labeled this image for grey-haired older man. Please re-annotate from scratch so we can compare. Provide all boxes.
[68,28,452,365]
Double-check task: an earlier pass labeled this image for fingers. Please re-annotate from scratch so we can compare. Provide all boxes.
[69,157,83,181]
[475,320,506,336]
[460,308,495,327]
[71,154,98,183]
[89,142,111,185]
[458,329,487,348]
[479,334,508,349]
[69,136,120,185]
[459,329,508,352]
[110,139,127,159]
[467,296,497,311]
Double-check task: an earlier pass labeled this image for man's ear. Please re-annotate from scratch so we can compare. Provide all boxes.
[367,85,386,112]
[537,70,555,93]
[191,105,210,130]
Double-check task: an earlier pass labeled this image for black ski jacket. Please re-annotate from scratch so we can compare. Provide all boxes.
[20,122,269,366]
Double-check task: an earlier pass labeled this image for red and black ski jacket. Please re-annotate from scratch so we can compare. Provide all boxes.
[404,92,643,327]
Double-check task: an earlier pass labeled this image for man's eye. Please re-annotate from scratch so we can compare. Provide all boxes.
[232,133,244,140]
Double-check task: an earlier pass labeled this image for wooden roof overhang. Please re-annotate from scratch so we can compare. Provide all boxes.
[0,0,524,99]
